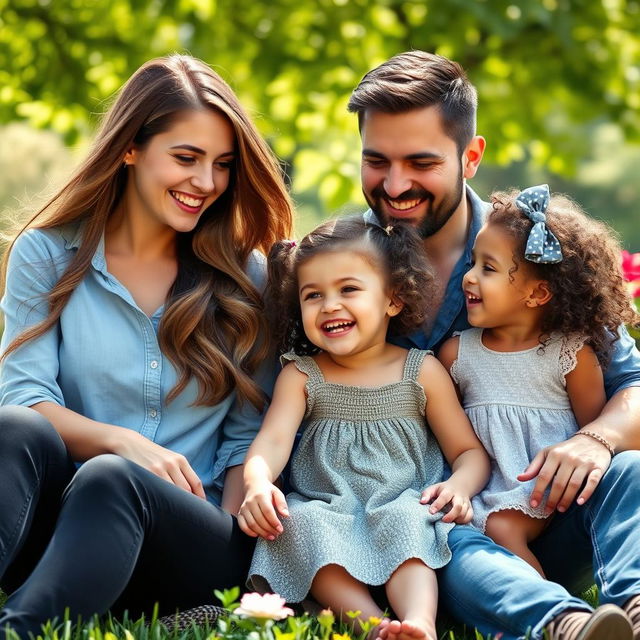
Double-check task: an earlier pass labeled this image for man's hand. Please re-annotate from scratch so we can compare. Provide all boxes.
[518,435,612,514]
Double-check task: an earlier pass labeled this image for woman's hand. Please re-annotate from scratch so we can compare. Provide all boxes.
[114,429,206,499]
[31,401,206,498]
[420,480,473,524]
[238,481,289,540]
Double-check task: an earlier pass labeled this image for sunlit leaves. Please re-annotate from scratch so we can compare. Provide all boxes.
[1,0,639,216]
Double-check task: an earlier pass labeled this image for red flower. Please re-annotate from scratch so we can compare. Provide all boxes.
[621,251,640,298]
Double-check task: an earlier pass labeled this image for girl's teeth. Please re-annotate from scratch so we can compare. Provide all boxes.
[324,321,354,332]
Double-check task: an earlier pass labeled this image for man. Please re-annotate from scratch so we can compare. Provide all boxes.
[348,51,640,640]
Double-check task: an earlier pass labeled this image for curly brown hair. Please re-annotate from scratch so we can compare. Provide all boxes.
[488,189,639,365]
[266,215,436,355]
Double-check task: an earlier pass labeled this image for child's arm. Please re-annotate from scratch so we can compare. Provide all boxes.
[419,353,490,524]
[238,363,307,540]
[517,343,607,512]
[436,336,461,397]
[565,344,607,428]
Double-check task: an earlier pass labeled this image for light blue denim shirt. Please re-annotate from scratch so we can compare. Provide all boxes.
[0,222,275,505]
[375,185,640,398]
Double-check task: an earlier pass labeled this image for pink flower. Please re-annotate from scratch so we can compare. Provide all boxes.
[235,593,294,620]
[621,251,640,299]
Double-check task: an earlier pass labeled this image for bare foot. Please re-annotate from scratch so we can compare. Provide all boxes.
[376,618,398,640]
[383,618,435,640]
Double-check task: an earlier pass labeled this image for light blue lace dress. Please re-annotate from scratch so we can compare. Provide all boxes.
[248,349,454,603]
[450,328,584,532]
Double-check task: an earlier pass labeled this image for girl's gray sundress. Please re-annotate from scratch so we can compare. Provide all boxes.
[450,328,584,532]
[248,349,454,603]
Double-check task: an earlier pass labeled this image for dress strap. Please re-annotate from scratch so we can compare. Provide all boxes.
[280,352,325,385]
[402,348,432,382]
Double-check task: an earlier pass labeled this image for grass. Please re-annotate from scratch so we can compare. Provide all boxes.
[0,610,491,640]
[0,587,496,640]
[0,586,599,640]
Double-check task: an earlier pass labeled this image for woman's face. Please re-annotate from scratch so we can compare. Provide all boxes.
[123,108,235,233]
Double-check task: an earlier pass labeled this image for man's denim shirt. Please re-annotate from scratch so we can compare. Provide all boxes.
[0,223,275,505]
[371,184,640,399]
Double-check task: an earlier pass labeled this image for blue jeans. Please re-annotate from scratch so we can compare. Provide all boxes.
[438,451,640,640]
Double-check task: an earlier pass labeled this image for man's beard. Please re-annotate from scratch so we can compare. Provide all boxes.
[365,169,464,239]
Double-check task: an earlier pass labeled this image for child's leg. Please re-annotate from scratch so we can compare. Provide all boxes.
[310,564,385,633]
[380,558,438,640]
[485,509,548,577]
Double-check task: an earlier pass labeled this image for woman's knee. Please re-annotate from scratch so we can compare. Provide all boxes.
[67,454,141,497]
[0,405,66,459]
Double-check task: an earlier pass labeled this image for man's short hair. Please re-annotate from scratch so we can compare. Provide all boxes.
[348,50,478,154]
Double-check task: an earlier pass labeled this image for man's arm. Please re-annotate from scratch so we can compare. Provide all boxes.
[519,327,640,514]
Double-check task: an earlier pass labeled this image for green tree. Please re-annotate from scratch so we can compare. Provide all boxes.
[1,0,639,217]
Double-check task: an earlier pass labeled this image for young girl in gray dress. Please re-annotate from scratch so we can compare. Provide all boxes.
[238,216,489,640]
[439,184,639,577]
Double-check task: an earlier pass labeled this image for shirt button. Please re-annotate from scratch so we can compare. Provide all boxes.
[149,409,158,418]
[150,360,159,369]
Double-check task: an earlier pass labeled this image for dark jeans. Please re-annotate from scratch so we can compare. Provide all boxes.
[0,406,255,637]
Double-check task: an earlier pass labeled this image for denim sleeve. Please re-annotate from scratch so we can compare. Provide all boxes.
[211,354,278,490]
[603,325,640,398]
[0,231,66,408]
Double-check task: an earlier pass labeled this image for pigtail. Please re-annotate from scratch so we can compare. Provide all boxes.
[266,240,320,356]
[366,222,436,335]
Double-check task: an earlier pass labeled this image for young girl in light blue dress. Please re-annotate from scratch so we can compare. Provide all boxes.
[238,216,490,640]
[438,185,639,577]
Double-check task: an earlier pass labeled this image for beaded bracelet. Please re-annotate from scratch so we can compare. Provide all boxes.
[572,430,615,457]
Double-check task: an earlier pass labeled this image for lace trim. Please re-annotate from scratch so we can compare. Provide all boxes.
[559,333,588,381]
[476,503,549,534]
[447,332,463,385]
[449,358,460,385]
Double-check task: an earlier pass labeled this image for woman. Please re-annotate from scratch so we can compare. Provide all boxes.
[0,54,292,636]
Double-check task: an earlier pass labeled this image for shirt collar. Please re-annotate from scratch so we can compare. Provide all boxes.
[62,221,85,250]
[366,184,489,350]
[61,220,108,273]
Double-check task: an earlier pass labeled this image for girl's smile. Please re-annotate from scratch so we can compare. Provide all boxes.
[320,319,356,336]
[463,223,543,330]
[297,250,401,359]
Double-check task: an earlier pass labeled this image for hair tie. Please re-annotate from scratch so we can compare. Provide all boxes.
[514,184,563,264]
[384,225,393,236]
[287,240,297,248]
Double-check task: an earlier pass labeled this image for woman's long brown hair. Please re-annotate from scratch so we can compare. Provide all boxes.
[1,55,293,409]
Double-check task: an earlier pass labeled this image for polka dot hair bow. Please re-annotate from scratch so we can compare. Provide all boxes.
[514,184,563,264]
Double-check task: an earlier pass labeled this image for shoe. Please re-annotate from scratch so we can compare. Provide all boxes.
[158,604,225,632]
[545,604,632,640]
[623,595,640,640]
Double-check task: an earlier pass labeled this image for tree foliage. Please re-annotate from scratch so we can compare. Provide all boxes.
[1,0,639,214]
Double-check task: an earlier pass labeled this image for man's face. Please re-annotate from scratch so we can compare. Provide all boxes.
[360,106,465,238]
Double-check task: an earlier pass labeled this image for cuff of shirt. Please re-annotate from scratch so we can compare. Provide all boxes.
[212,446,250,491]
[0,389,63,408]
